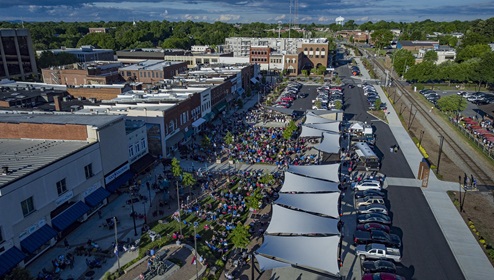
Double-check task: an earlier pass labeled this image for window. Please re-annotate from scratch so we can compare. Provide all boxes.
[56,178,67,195]
[0,226,4,243]
[21,197,35,217]
[126,71,131,77]
[84,164,93,179]
[135,143,140,153]
[140,138,146,150]
[129,145,134,158]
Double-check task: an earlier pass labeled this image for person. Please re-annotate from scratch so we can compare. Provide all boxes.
[389,146,393,153]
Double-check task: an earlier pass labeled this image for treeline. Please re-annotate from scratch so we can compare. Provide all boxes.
[0,21,305,51]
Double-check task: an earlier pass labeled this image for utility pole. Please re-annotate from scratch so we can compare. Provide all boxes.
[194,222,199,279]
[437,135,444,175]
[130,194,137,236]
[114,217,121,272]
[458,176,463,212]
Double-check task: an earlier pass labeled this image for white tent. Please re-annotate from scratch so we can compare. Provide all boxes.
[288,164,340,182]
[275,193,341,218]
[349,122,364,131]
[305,113,334,124]
[255,254,292,272]
[257,235,341,276]
[300,125,326,138]
[280,172,340,193]
[266,205,340,235]
[305,122,341,133]
[314,132,341,154]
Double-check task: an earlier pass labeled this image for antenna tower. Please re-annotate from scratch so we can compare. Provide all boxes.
[294,0,299,29]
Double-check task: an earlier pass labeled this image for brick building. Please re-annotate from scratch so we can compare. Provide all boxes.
[118,60,187,85]
[298,39,329,69]
[41,61,124,85]
[397,41,439,52]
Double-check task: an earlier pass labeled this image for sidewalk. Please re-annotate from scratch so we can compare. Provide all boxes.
[354,56,494,279]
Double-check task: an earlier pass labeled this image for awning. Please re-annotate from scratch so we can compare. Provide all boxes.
[131,153,156,175]
[288,164,340,182]
[305,113,334,124]
[184,127,194,138]
[166,131,184,146]
[237,88,245,95]
[203,112,215,122]
[275,193,341,218]
[300,125,326,138]
[266,205,340,235]
[314,132,341,154]
[105,170,134,193]
[280,172,340,193]
[212,101,227,114]
[263,105,294,115]
[51,201,90,232]
[250,77,259,84]
[255,254,292,272]
[192,118,206,128]
[20,225,57,254]
[305,122,341,133]
[257,235,340,276]
[84,187,111,208]
[0,246,25,277]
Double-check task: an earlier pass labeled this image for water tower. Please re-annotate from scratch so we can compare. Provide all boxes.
[336,16,344,26]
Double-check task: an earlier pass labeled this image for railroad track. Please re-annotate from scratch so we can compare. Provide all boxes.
[368,55,494,187]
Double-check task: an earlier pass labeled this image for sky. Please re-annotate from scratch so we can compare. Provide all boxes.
[0,0,493,24]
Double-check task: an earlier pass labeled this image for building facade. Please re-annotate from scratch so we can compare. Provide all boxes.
[0,28,38,80]
[41,61,124,85]
[42,46,115,63]
[118,60,188,85]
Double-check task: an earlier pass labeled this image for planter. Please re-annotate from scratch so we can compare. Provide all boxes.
[228,159,235,164]
[216,159,222,164]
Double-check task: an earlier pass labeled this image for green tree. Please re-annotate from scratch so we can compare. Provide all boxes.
[4,267,33,280]
[37,51,78,69]
[315,64,327,75]
[374,99,382,111]
[171,157,182,178]
[77,32,116,49]
[476,51,494,88]
[392,49,415,76]
[229,222,251,249]
[405,61,437,83]
[423,50,438,62]
[334,100,343,110]
[245,188,263,211]
[436,95,467,113]
[314,99,322,109]
[371,29,393,49]
[201,135,211,149]
[182,172,196,193]
[259,173,275,185]
[456,44,491,63]
[302,70,309,77]
[224,131,234,146]
[283,120,297,140]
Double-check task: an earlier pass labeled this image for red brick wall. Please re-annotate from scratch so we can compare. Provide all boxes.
[0,123,88,140]
[67,87,122,101]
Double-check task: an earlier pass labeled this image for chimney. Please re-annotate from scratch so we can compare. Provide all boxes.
[2,166,8,175]
[54,95,63,111]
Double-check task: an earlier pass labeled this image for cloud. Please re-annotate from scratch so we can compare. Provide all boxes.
[216,14,241,22]
[274,14,286,21]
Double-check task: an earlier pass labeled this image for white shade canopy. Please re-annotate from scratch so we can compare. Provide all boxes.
[255,254,292,272]
[300,125,326,138]
[280,172,340,193]
[257,235,341,276]
[305,112,334,124]
[266,205,340,235]
[314,132,341,154]
[305,122,341,133]
[275,193,341,218]
[288,164,340,182]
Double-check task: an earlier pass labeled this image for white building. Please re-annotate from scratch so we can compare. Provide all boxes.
[225,37,301,57]
[335,16,344,26]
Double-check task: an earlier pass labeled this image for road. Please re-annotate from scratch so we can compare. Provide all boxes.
[303,61,464,280]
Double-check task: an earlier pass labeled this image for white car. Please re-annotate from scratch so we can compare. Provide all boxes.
[354,180,382,191]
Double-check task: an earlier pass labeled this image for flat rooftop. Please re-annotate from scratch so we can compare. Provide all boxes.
[0,113,123,128]
[0,139,92,189]
[119,60,182,71]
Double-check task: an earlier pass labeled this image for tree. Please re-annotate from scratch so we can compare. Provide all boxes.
[374,99,382,111]
[201,135,211,149]
[171,157,182,178]
[224,131,234,146]
[334,100,343,110]
[245,188,263,211]
[259,173,275,185]
[37,51,78,69]
[392,49,415,76]
[404,61,437,83]
[476,51,494,88]
[77,32,116,49]
[301,69,309,77]
[229,222,251,249]
[436,95,467,114]
[283,120,297,140]
[315,65,326,75]
[423,50,438,62]
[4,267,33,280]
[371,29,393,49]
[456,44,491,63]
[182,172,196,194]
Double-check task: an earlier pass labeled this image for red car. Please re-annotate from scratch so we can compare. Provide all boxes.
[356,222,390,233]
[331,86,343,91]
[361,272,405,280]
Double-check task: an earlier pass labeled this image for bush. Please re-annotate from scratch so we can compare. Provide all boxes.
[215,259,225,267]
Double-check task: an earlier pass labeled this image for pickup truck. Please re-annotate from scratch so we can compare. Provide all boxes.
[356,243,402,263]
[353,230,401,248]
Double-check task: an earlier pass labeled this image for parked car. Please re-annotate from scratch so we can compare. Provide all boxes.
[369,102,387,110]
[361,259,397,274]
[361,272,405,280]
[355,196,385,208]
[355,190,386,199]
[356,243,401,262]
[353,230,401,248]
[354,180,382,191]
[356,223,390,233]
[357,213,392,225]
[357,204,389,215]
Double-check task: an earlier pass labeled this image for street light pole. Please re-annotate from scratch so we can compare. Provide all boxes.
[130,195,137,236]
[113,216,121,272]
[437,135,444,175]
[418,130,425,148]
[193,222,199,280]
[176,181,182,237]
[458,175,463,212]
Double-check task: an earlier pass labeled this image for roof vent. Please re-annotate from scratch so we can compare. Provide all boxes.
[2,166,8,175]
